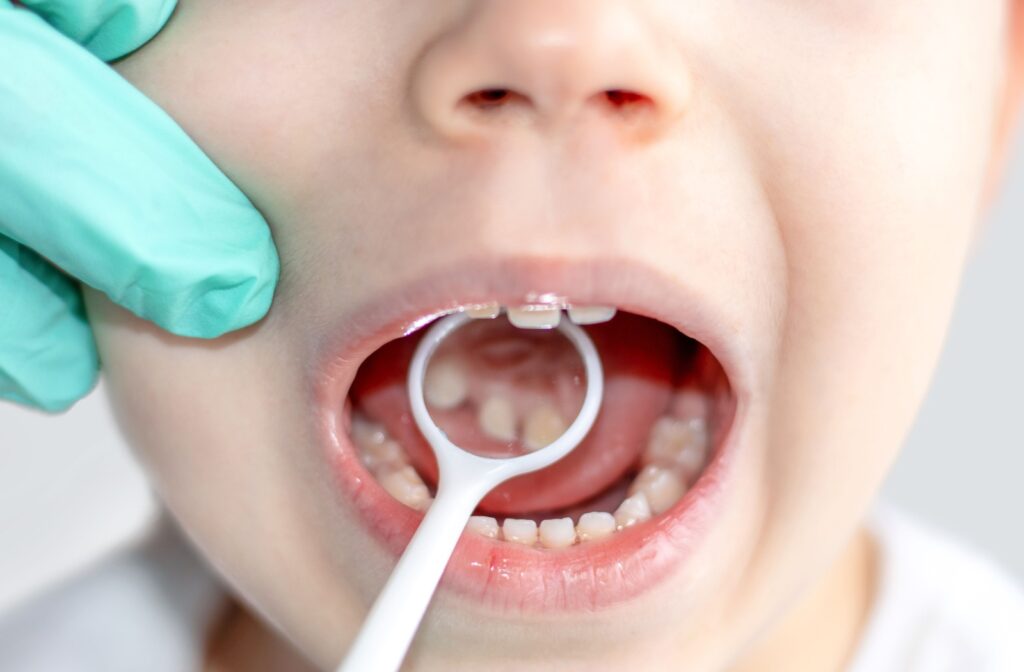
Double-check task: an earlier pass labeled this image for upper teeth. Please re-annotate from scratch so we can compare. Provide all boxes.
[566,306,617,325]
[506,305,562,329]
[460,303,617,328]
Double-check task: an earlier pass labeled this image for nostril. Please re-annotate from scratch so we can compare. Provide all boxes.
[604,89,649,108]
[460,87,529,114]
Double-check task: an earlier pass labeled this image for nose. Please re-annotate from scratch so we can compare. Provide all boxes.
[410,0,692,144]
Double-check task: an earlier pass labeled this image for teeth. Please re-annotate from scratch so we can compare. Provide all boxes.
[522,404,567,451]
[466,516,500,539]
[643,416,709,484]
[351,415,387,449]
[576,512,616,542]
[465,302,501,319]
[614,492,652,530]
[378,465,432,511]
[424,357,468,410]
[478,395,518,443]
[567,305,617,325]
[506,305,562,330]
[538,517,577,549]
[361,438,408,473]
[502,518,538,545]
[628,465,686,515]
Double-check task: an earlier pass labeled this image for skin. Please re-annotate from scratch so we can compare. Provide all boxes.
[83,0,1023,669]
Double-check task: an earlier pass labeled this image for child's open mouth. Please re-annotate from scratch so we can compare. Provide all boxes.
[316,264,747,612]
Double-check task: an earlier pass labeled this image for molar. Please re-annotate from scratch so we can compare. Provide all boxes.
[628,465,687,515]
[614,492,652,530]
[361,438,408,473]
[643,416,709,484]
[379,465,432,511]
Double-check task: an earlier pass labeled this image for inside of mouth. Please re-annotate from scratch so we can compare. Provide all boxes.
[345,305,734,550]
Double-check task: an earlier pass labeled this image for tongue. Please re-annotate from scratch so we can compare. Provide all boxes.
[351,313,680,514]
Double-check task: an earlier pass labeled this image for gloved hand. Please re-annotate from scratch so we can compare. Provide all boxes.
[0,0,279,412]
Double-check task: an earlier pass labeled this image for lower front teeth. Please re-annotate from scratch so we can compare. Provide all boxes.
[350,387,712,549]
[539,518,577,548]
[503,519,538,545]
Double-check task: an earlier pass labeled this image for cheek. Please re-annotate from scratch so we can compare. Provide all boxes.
[83,290,364,654]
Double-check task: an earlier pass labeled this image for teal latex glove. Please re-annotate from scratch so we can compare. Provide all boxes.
[0,0,279,412]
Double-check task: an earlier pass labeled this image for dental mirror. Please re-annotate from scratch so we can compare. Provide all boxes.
[338,310,603,672]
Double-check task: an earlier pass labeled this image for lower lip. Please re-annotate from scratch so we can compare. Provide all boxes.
[319,384,743,613]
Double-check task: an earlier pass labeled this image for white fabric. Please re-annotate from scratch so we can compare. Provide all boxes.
[1,498,1022,671]
[0,513,226,672]
[846,499,1024,671]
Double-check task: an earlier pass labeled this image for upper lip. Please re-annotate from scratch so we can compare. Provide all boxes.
[310,254,753,611]
[311,256,753,407]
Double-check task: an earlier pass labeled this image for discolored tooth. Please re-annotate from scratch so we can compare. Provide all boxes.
[466,516,500,539]
[628,464,687,515]
[614,492,652,530]
[361,438,408,473]
[478,395,517,443]
[539,518,577,549]
[502,518,538,545]
[506,305,561,329]
[576,512,616,542]
[643,416,709,484]
[465,302,501,319]
[567,305,617,325]
[379,465,432,511]
[523,404,567,452]
[424,357,468,410]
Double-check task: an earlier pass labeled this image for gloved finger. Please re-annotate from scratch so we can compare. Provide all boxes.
[14,0,176,61]
[0,236,99,413]
[0,6,280,339]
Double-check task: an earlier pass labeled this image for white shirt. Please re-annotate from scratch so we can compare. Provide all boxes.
[1,498,1022,671]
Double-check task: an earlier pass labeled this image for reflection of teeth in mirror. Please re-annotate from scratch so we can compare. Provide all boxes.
[539,517,577,548]
[464,302,501,319]
[566,305,617,325]
[523,403,567,451]
[576,512,617,542]
[466,516,500,539]
[424,357,468,410]
[642,416,710,485]
[614,492,653,531]
[378,465,433,511]
[506,305,562,329]
[478,395,518,443]
[502,519,538,545]
[628,465,687,515]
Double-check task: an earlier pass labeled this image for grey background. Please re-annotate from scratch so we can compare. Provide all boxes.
[1,135,1022,616]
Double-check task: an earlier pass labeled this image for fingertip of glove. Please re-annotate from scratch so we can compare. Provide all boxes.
[152,245,281,340]
[1,365,99,414]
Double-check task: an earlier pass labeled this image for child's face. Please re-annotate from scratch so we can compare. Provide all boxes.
[85,1,1016,668]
